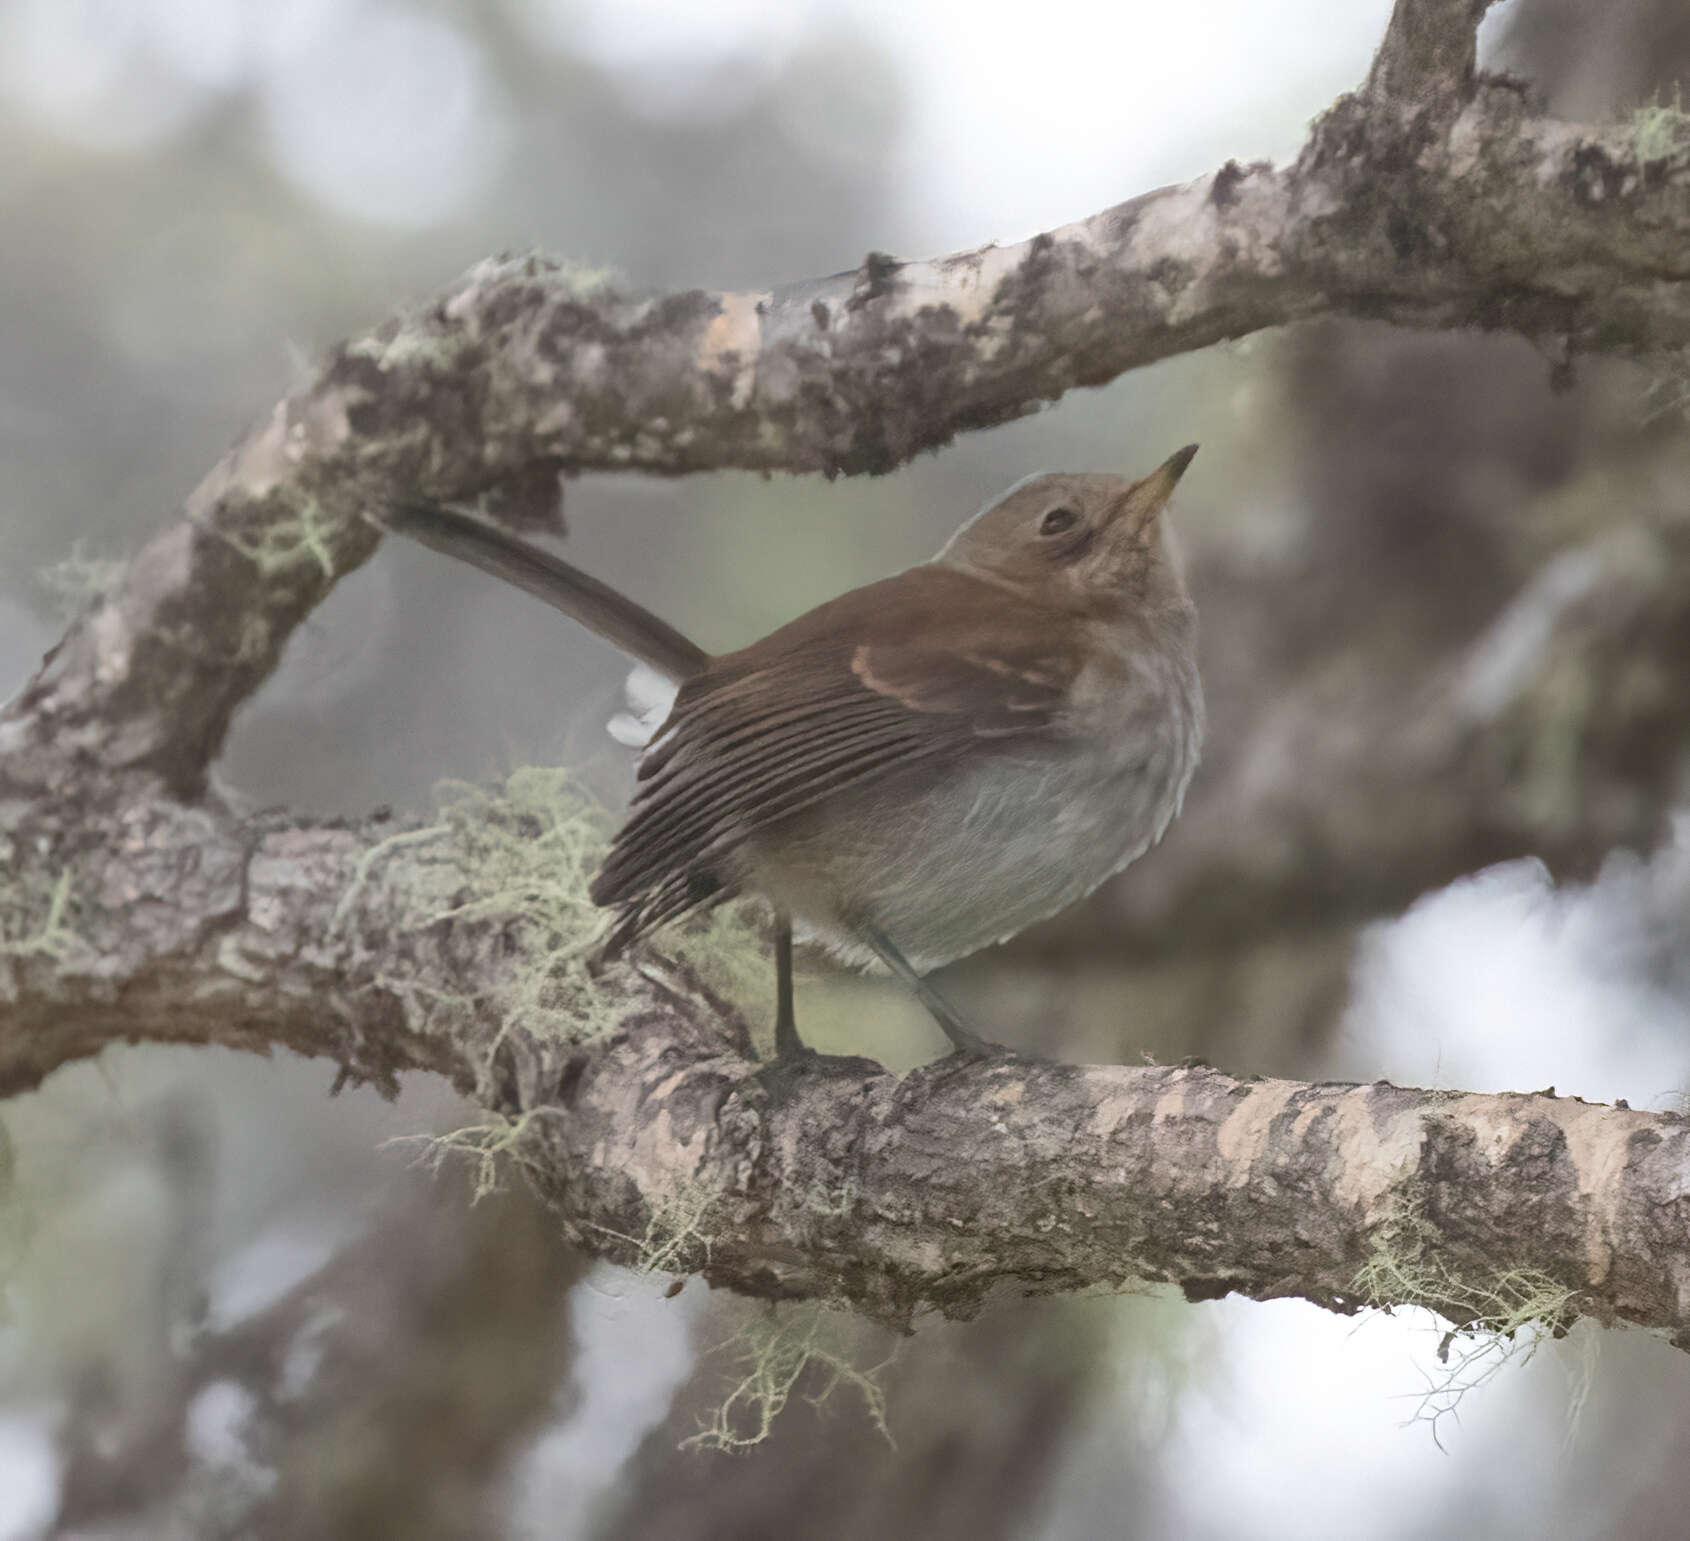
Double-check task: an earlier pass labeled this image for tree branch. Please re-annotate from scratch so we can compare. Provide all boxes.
[4,0,1690,1341]
[1366,0,1495,107]
[3,770,1688,1341]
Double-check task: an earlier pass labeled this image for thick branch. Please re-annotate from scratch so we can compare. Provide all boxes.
[12,711,1678,1342]
[526,1021,1690,1338]
[1,777,1686,1340]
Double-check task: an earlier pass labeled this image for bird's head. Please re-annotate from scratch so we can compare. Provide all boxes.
[937,445,1198,614]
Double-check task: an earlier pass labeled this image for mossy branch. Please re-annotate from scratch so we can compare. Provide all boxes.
[3,744,1690,1343]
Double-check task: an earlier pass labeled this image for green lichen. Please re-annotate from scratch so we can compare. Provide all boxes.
[388,1107,561,1202]
[214,493,342,581]
[800,1175,858,1223]
[434,767,767,1045]
[377,768,886,1452]
[630,1176,724,1275]
[1355,1187,1579,1442]
[349,767,767,1050]
[1631,84,1690,163]
[424,770,629,1044]
[0,867,86,966]
[685,1305,894,1454]
[342,326,465,372]
[397,1114,890,1454]
[613,1176,895,1451]
[583,1172,726,1276]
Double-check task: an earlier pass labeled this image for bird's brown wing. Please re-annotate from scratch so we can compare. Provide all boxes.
[590,564,1081,946]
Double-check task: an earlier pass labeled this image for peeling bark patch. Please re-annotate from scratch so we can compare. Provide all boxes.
[1002,232,1062,320]
[699,292,765,411]
[1215,1078,1298,1182]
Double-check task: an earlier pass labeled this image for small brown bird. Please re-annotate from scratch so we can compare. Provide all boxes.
[394,447,1203,1061]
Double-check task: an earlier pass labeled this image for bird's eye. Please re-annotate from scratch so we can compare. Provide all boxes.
[1039,506,1080,537]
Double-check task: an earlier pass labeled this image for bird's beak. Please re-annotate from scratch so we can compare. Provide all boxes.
[1106,443,1198,540]
[1146,443,1199,502]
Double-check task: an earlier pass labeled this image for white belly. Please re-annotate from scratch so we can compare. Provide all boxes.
[748,717,1198,972]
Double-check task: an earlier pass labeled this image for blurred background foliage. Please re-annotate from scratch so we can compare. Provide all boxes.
[3,0,1690,1536]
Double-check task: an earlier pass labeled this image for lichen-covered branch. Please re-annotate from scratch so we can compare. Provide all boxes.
[2,767,1688,1342]
[516,1018,1690,1339]
[3,0,1690,1343]
[0,771,741,1103]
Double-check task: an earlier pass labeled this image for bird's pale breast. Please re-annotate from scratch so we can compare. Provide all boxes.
[745,615,1203,971]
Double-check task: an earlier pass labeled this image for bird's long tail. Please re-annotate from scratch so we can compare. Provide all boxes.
[382,502,709,682]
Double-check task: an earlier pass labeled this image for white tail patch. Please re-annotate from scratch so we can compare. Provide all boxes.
[609,664,680,749]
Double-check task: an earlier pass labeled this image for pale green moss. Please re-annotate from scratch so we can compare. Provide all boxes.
[575,1171,728,1277]
[380,768,884,1452]
[357,767,768,1049]
[1355,1187,1579,1441]
[550,256,623,295]
[0,868,86,965]
[1356,1189,1578,1336]
[388,1107,562,1202]
[800,1175,858,1223]
[1632,85,1690,163]
[424,770,628,1044]
[685,1305,894,1454]
[664,895,773,1044]
[628,1176,724,1275]
[341,327,465,372]
[214,494,341,580]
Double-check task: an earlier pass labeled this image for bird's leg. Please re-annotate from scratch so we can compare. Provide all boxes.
[863,927,1005,1059]
[762,912,886,1084]
[772,908,806,1062]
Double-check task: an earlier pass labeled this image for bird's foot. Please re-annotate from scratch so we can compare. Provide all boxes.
[755,1042,883,1100]
[932,1015,1021,1062]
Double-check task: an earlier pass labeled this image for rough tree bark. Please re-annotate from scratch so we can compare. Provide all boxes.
[5,0,1690,1343]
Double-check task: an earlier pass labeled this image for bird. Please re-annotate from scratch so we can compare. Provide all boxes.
[390,446,1203,1062]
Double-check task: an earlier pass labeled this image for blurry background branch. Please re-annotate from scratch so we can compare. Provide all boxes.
[3,0,1690,1472]
[49,1170,581,1541]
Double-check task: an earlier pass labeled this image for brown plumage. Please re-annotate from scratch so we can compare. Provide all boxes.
[589,565,1084,952]
[392,447,1203,1061]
